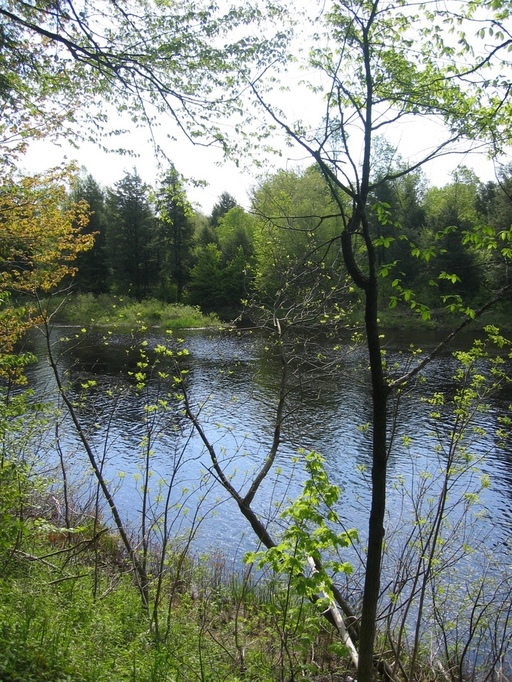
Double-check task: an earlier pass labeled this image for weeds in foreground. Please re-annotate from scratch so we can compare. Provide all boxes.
[0,444,349,681]
[0,514,351,682]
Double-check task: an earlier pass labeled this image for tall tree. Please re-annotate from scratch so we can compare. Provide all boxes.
[217,206,255,263]
[420,168,487,303]
[368,153,428,286]
[477,166,512,292]
[70,171,108,294]
[187,243,229,313]
[188,206,255,316]
[214,2,512,678]
[154,164,194,303]
[251,166,346,301]
[105,169,156,300]
[209,192,239,228]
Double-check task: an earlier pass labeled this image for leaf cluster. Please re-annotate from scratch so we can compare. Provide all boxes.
[247,451,357,604]
[0,164,93,381]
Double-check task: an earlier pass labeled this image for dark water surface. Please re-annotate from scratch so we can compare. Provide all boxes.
[26,326,512,563]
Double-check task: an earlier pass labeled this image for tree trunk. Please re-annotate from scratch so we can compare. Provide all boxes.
[358,275,390,680]
[340,215,390,679]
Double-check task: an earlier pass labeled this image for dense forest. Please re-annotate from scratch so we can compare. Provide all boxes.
[72,163,512,323]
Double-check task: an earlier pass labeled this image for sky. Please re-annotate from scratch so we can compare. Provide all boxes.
[22,107,501,218]
[20,7,505,218]
[12,0,512,221]
[22,128,252,215]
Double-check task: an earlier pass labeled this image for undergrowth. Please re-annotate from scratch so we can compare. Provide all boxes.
[52,293,224,330]
[0,493,351,682]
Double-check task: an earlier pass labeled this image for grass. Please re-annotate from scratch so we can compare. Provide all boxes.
[0,540,347,682]
[0,568,158,682]
[375,300,512,333]
[53,293,225,331]
[0,471,350,682]
[49,292,512,336]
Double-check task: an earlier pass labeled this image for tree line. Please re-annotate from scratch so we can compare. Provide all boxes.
[73,162,512,322]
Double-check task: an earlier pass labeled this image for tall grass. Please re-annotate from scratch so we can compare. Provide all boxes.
[0,414,347,680]
[54,293,224,330]
[0,514,348,681]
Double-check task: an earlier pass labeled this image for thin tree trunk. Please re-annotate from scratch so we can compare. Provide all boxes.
[358,275,389,679]
[42,316,150,610]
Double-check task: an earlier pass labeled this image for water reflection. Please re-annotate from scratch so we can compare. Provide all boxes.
[24,326,512,558]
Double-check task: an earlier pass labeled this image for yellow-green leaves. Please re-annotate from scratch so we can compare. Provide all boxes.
[246,451,357,601]
[0,165,93,382]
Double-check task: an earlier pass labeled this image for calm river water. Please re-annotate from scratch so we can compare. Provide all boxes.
[26,325,512,565]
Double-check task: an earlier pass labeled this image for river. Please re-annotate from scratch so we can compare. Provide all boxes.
[24,325,512,557]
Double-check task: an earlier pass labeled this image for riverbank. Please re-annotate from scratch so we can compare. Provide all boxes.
[375,301,512,334]
[0,477,348,682]
[53,292,512,336]
[2,458,509,681]
[53,293,225,331]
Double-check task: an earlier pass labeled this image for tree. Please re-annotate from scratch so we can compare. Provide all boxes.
[251,166,346,301]
[70,171,108,294]
[420,168,487,304]
[367,152,427,288]
[476,166,512,292]
[210,192,239,228]
[188,205,255,316]
[0,165,92,382]
[105,169,156,300]
[187,202,254,319]
[0,0,290,166]
[215,1,512,677]
[187,243,228,312]
[217,206,255,263]
[154,164,195,303]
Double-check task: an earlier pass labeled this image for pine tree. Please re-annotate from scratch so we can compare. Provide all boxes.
[209,192,238,228]
[155,164,194,302]
[105,169,156,300]
[71,172,109,294]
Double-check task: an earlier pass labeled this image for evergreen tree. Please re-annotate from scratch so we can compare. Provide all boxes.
[193,211,215,247]
[217,206,255,262]
[209,192,238,228]
[187,243,225,312]
[71,171,108,294]
[369,170,427,286]
[155,164,194,302]
[105,169,156,300]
